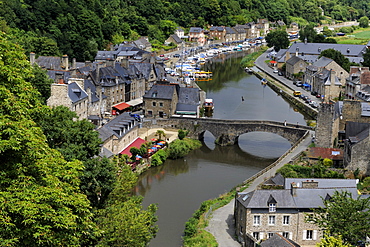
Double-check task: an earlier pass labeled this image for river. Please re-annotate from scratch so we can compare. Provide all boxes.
[135,51,308,247]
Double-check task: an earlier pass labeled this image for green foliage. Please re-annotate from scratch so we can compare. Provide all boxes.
[316,234,351,247]
[362,48,370,67]
[0,31,97,246]
[319,49,351,72]
[265,30,290,52]
[307,191,370,245]
[97,166,158,247]
[359,17,369,28]
[339,26,353,34]
[155,130,166,140]
[150,149,168,167]
[277,163,345,178]
[167,139,202,159]
[28,64,54,104]
[178,129,189,140]
[323,158,333,167]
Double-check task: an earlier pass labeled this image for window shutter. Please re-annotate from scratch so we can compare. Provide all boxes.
[303,230,306,240]
[289,232,293,240]
[260,232,264,240]
[313,230,317,240]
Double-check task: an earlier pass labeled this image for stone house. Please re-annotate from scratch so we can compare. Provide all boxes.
[304,57,348,101]
[260,233,301,247]
[233,25,248,41]
[245,22,259,39]
[225,27,237,42]
[235,177,358,247]
[343,121,370,175]
[209,26,226,42]
[175,87,201,116]
[345,66,370,101]
[283,42,366,65]
[143,84,179,118]
[285,56,308,80]
[256,19,270,36]
[175,27,185,39]
[165,34,184,48]
[97,112,140,156]
[189,27,206,45]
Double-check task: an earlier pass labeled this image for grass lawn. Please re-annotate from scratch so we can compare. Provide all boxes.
[334,27,370,45]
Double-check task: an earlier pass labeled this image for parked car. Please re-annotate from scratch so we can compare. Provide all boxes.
[159,54,165,57]
[316,94,321,98]
[273,69,279,73]
[293,91,302,97]
[173,54,181,58]
[311,101,319,108]
[293,80,301,85]
[296,81,303,87]
[278,71,284,76]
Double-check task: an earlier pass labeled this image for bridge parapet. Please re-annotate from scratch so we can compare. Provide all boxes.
[154,117,310,146]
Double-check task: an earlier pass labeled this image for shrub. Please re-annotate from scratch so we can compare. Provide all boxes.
[323,158,333,167]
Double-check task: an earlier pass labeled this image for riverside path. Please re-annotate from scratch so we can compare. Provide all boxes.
[205,129,315,246]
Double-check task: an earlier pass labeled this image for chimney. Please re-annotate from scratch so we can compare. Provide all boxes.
[30,52,36,65]
[302,180,318,188]
[291,182,298,196]
[62,55,69,70]
[72,58,76,69]
[304,37,307,44]
[296,47,299,57]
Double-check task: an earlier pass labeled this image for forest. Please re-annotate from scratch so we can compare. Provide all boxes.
[0,0,370,61]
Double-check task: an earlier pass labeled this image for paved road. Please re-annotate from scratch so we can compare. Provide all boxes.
[205,130,314,246]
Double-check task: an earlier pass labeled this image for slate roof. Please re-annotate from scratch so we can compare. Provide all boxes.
[68,82,88,103]
[345,121,370,143]
[97,112,136,141]
[35,56,63,70]
[286,56,304,66]
[225,27,236,34]
[84,79,100,103]
[47,70,70,82]
[189,27,203,33]
[263,173,285,186]
[238,178,358,210]
[260,233,300,247]
[284,178,357,189]
[287,42,366,57]
[169,34,183,44]
[209,26,225,32]
[143,84,175,100]
[312,56,333,67]
[177,87,200,104]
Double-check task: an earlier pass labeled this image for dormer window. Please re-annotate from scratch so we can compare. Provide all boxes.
[269,203,276,212]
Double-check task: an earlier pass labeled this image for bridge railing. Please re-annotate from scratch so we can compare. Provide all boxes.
[242,130,311,185]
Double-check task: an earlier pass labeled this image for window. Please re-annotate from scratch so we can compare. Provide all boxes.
[148,111,153,117]
[269,203,276,212]
[268,215,275,225]
[306,230,313,240]
[152,102,156,107]
[253,232,259,240]
[282,232,289,239]
[253,215,260,225]
[268,232,274,238]
[283,216,290,225]
[159,102,163,107]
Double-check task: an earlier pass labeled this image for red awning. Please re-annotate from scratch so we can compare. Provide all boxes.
[113,102,131,111]
[120,138,147,156]
[270,60,277,64]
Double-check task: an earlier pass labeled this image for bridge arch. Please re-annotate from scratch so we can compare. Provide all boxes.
[158,118,310,146]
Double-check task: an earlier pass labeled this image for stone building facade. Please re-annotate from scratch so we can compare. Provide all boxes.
[235,177,358,247]
[143,84,179,118]
[285,56,308,80]
[345,66,370,101]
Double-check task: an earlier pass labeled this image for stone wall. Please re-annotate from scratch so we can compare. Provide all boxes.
[47,84,72,108]
[345,134,370,176]
[315,103,336,147]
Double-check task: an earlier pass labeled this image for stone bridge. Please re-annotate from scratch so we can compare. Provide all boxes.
[155,118,311,146]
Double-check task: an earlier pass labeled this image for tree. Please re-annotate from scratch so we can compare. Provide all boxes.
[316,234,351,247]
[362,48,370,68]
[155,130,166,140]
[319,49,351,72]
[178,129,189,140]
[359,16,369,28]
[306,191,370,245]
[0,31,97,246]
[97,166,158,247]
[299,24,318,43]
[265,30,290,52]
[28,64,54,104]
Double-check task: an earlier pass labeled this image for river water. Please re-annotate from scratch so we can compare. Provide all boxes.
[135,51,308,247]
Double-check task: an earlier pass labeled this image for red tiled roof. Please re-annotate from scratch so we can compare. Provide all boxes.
[120,138,147,156]
[307,147,343,160]
[113,102,130,111]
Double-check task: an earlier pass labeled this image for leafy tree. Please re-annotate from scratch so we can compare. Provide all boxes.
[178,129,189,140]
[299,24,318,43]
[359,16,369,28]
[316,234,351,247]
[319,49,351,72]
[34,106,102,162]
[306,191,370,245]
[28,64,54,104]
[155,130,166,140]
[265,30,290,52]
[0,31,97,246]
[362,48,370,68]
[80,157,117,209]
[97,166,158,247]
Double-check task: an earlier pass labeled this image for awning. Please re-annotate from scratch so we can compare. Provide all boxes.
[270,60,277,64]
[113,102,130,111]
[119,138,147,156]
[303,83,311,87]
[126,97,143,107]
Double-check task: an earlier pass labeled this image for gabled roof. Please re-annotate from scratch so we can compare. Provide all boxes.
[260,233,301,247]
[189,27,203,33]
[35,56,63,70]
[286,56,305,66]
[169,34,183,44]
[177,87,200,105]
[143,84,175,100]
[225,27,236,34]
[345,121,370,143]
[312,56,333,67]
[97,112,136,141]
[68,82,88,103]
[287,43,366,57]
